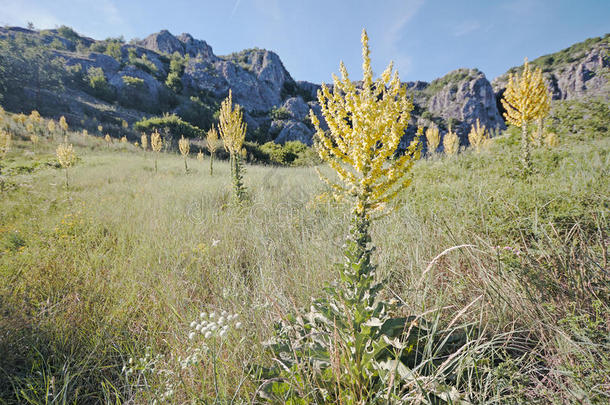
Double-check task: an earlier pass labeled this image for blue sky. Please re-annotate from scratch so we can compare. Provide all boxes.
[0,0,608,84]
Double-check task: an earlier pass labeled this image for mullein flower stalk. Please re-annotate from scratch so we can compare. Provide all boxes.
[306,29,421,400]
[425,125,440,155]
[467,118,488,153]
[218,90,247,202]
[501,58,550,174]
[178,135,190,173]
[151,130,163,173]
[443,124,460,156]
[56,143,76,190]
[206,126,219,176]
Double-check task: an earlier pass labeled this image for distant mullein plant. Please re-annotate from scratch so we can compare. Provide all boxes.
[141,133,148,151]
[545,132,559,147]
[178,135,190,173]
[120,136,128,144]
[262,29,423,403]
[0,130,10,157]
[47,119,56,137]
[59,116,68,141]
[467,118,489,153]
[105,134,112,148]
[151,130,163,173]
[425,125,440,155]
[206,126,219,176]
[501,58,549,174]
[532,76,551,147]
[197,150,203,162]
[56,143,77,190]
[218,90,247,202]
[443,124,460,156]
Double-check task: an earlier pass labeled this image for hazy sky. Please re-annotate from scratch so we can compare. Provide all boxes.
[1,0,608,84]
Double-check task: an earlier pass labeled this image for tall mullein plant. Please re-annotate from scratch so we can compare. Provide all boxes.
[218,90,247,202]
[307,28,421,400]
[501,58,549,174]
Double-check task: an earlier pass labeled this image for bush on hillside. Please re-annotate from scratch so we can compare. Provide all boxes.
[133,113,204,139]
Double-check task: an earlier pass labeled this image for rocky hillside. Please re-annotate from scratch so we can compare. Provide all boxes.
[493,34,609,104]
[0,26,607,149]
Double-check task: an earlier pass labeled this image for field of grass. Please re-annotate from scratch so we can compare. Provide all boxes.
[0,111,609,403]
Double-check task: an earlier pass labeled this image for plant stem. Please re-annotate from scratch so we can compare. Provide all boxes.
[521,121,531,175]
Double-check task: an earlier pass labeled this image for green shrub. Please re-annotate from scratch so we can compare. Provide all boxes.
[133,114,204,139]
[86,67,114,102]
[128,49,158,75]
[104,41,123,62]
[56,26,80,42]
[165,71,182,93]
[269,106,291,120]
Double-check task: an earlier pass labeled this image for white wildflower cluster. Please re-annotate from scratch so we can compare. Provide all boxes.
[180,309,242,370]
[188,310,241,341]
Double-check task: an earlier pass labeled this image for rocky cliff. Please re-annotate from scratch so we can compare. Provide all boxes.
[0,26,607,149]
[492,35,609,103]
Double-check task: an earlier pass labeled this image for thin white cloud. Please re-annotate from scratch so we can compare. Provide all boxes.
[381,0,426,76]
[0,0,61,29]
[231,0,242,18]
[453,20,481,37]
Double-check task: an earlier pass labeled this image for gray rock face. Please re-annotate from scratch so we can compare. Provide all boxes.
[555,47,609,99]
[138,30,184,55]
[427,69,506,133]
[282,97,310,121]
[177,33,216,60]
[274,120,314,145]
[296,80,321,101]
[183,48,294,113]
[492,42,609,101]
[60,51,121,76]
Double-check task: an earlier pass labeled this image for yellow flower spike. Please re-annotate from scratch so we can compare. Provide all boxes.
[501,57,551,173]
[310,29,420,219]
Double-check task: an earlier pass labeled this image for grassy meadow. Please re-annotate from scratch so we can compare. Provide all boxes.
[0,108,609,403]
